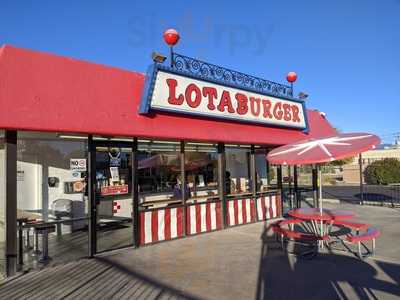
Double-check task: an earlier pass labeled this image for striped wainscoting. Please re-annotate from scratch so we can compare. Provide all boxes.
[139,206,184,245]
[186,201,222,235]
[226,198,256,227]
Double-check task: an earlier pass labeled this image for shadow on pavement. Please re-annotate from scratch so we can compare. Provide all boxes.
[255,224,400,300]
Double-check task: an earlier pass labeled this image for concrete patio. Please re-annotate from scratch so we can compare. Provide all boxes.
[0,202,399,299]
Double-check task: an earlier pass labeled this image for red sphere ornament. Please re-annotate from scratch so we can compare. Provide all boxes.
[163,29,180,46]
[286,72,297,83]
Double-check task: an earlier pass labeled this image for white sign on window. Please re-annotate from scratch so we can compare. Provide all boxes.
[70,159,87,171]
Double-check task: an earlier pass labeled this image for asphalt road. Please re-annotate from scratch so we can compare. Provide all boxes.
[285,185,400,204]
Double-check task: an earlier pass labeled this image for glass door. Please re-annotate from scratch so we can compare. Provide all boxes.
[94,141,134,253]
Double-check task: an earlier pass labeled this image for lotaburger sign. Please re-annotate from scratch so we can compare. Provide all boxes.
[140,66,308,130]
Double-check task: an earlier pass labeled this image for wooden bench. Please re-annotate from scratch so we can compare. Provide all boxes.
[345,228,381,259]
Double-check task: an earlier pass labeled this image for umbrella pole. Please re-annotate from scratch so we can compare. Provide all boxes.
[318,164,324,249]
[319,165,323,215]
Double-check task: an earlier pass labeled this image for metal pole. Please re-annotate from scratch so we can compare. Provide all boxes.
[88,135,97,257]
[132,138,139,247]
[359,153,364,205]
[288,166,293,209]
[180,141,186,236]
[170,46,174,68]
[277,165,283,215]
[250,145,258,219]
[318,164,324,249]
[312,165,318,208]
[218,143,227,228]
[293,165,299,208]
[5,130,17,276]
[318,165,323,213]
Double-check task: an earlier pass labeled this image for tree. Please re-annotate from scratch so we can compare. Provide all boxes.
[329,156,354,166]
[364,158,400,185]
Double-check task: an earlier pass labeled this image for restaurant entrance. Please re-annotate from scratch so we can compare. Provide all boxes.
[91,139,137,254]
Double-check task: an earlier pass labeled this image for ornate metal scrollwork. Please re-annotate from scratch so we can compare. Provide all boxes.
[172,53,293,98]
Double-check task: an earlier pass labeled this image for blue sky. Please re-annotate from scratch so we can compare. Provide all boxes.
[1,0,399,143]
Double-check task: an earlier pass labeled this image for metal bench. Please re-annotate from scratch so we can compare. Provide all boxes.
[345,228,381,259]
[272,219,328,259]
[332,220,368,234]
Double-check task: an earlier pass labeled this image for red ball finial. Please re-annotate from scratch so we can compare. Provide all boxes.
[286,72,297,83]
[163,29,180,46]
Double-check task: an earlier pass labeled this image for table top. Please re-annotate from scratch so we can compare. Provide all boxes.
[288,207,355,221]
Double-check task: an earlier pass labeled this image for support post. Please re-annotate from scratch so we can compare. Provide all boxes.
[277,165,283,215]
[250,145,258,219]
[88,135,97,257]
[218,143,227,228]
[293,165,299,208]
[277,165,283,191]
[5,130,17,276]
[359,153,364,205]
[318,165,323,212]
[132,138,140,247]
[180,141,186,236]
[266,151,270,186]
[312,165,318,208]
[288,166,293,209]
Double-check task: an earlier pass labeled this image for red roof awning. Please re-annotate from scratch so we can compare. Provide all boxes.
[0,45,337,145]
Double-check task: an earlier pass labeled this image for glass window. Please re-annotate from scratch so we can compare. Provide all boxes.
[225,145,251,196]
[185,143,219,203]
[138,140,181,209]
[17,131,88,269]
[94,146,132,198]
[0,130,5,275]
[255,147,269,192]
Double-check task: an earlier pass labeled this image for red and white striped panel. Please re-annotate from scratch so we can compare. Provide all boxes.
[186,202,222,235]
[256,194,281,221]
[139,207,184,245]
[226,198,256,226]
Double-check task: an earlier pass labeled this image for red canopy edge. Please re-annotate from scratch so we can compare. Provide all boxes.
[267,133,381,165]
[0,45,337,145]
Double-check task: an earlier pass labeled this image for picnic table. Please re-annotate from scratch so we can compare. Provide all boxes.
[274,207,380,259]
[288,208,355,249]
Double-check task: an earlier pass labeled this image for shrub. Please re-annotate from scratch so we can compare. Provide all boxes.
[364,158,400,185]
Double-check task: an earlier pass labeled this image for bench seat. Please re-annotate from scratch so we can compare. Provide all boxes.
[333,220,368,231]
[273,226,329,241]
[346,228,380,243]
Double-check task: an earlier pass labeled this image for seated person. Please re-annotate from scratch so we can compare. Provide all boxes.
[173,175,191,200]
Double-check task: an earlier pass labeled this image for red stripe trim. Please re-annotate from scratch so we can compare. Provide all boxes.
[276,194,282,217]
[216,202,222,229]
[195,205,201,234]
[177,207,183,237]
[206,203,211,232]
[269,196,274,219]
[151,210,158,242]
[250,199,255,222]
[233,199,239,225]
[242,199,247,223]
[164,208,171,240]
[261,197,266,220]
[186,206,191,235]
[139,212,145,245]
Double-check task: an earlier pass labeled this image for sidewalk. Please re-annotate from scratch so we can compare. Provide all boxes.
[1,203,399,299]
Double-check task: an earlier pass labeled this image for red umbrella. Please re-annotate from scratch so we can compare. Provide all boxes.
[267,133,380,166]
[267,132,380,226]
